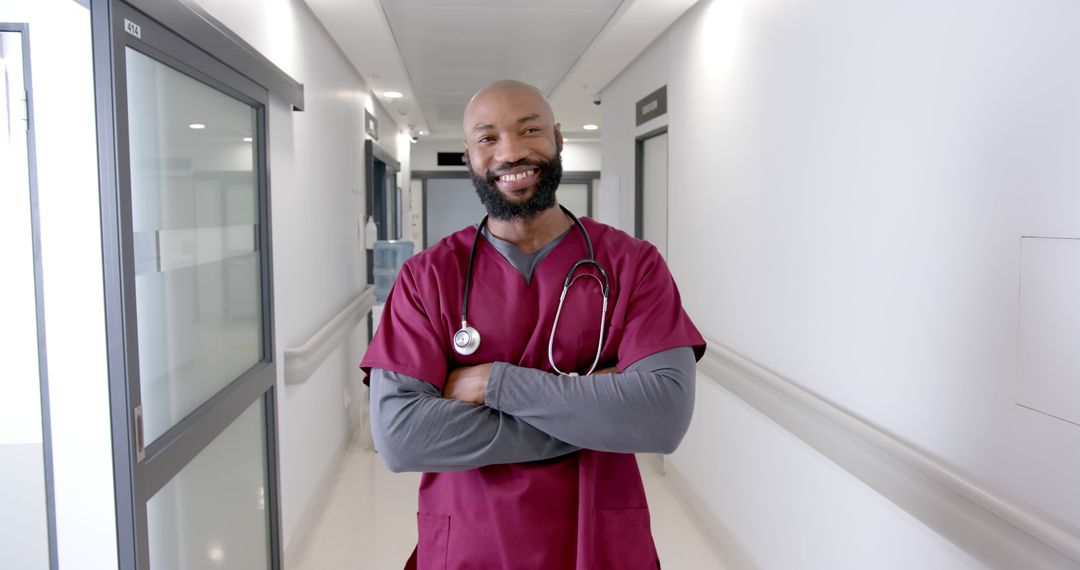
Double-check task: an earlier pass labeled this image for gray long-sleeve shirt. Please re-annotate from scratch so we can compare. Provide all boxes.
[369,224,698,473]
[371,346,695,472]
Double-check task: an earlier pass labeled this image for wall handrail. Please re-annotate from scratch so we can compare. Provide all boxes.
[697,340,1080,569]
[284,287,375,386]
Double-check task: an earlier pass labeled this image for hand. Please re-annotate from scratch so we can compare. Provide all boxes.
[443,363,492,404]
[590,366,619,375]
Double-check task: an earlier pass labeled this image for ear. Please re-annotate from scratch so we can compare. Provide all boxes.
[554,123,564,153]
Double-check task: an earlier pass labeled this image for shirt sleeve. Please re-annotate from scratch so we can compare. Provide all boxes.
[484,346,696,454]
[615,244,706,370]
[360,262,451,389]
[370,368,580,473]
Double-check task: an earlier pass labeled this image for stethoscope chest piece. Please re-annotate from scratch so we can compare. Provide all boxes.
[453,324,480,355]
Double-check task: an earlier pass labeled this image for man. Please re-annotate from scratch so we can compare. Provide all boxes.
[361,80,705,569]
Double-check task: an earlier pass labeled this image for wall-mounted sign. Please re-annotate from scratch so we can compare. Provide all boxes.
[364,109,378,141]
[437,152,467,167]
[635,85,667,126]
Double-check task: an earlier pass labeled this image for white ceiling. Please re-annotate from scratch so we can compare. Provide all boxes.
[303,0,701,142]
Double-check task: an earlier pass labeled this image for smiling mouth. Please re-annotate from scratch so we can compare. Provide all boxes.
[497,169,537,183]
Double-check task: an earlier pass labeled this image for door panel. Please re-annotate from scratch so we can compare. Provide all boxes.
[147,398,269,570]
[125,47,263,444]
[642,133,668,258]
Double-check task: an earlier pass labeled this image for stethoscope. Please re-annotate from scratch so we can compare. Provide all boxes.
[452,205,610,376]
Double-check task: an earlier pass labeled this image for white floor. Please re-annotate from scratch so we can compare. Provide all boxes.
[289,447,728,569]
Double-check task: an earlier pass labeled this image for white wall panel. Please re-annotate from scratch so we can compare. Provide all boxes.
[1017,237,1080,426]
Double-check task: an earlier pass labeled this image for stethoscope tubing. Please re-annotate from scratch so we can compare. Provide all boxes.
[454,205,610,375]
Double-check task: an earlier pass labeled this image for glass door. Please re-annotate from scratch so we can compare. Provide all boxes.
[105,4,280,568]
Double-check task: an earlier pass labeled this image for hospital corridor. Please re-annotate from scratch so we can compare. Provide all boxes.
[2,0,1079,568]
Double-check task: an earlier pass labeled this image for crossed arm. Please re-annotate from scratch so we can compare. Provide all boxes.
[370,346,696,473]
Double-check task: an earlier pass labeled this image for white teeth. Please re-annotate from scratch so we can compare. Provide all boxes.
[500,170,534,182]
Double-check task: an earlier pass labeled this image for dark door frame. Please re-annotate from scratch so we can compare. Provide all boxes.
[634,125,668,239]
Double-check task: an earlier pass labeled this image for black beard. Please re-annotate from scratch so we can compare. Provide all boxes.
[469,153,563,221]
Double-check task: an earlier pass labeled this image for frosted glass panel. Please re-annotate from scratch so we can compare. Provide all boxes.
[147,399,269,570]
[125,48,262,442]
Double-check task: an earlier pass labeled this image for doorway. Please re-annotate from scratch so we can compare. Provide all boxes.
[635,126,669,258]
[0,23,55,570]
[365,139,402,282]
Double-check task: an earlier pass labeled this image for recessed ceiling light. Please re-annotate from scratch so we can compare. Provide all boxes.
[189,123,206,129]
[383,91,404,99]
[242,137,253,142]
[583,124,599,131]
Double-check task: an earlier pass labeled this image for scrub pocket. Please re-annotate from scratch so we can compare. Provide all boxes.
[593,508,659,569]
[416,513,449,570]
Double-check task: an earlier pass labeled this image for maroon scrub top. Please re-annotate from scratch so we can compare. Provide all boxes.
[361,217,705,569]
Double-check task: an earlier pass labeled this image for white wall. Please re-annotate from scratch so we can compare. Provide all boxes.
[602,0,1080,566]
[193,0,410,548]
[0,1,117,568]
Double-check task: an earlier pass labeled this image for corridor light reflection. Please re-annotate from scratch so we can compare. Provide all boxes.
[700,0,748,80]
[207,543,225,565]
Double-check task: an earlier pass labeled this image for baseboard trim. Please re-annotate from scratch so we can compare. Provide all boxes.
[283,438,349,569]
[660,458,760,570]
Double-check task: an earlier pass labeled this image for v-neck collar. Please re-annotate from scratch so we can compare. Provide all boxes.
[480,224,573,285]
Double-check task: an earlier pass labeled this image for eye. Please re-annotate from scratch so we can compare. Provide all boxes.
[477,135,496,144]
[522,127,541,135]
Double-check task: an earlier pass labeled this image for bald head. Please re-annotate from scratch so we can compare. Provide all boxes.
[463,80,557,136]
[461,80,565,221]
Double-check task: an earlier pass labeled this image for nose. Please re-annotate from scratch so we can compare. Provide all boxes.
[493,135,529,167]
